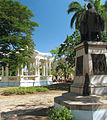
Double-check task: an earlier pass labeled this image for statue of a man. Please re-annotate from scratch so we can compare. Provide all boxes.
[80,3,104,42]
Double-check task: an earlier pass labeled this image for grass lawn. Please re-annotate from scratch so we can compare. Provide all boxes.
[2,87,49,95]
[0,82,71,95]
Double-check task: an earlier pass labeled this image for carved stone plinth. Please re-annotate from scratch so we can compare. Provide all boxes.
[71,42,107,96]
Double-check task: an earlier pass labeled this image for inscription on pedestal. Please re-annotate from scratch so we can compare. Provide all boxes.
[91,54,107,75]
[76,56,83,76]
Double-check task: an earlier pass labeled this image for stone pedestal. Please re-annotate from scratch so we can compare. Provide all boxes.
[71,42,107,96]
[54,42,107,120]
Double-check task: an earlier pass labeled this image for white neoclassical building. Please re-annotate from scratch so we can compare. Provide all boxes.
[0,50,53,87]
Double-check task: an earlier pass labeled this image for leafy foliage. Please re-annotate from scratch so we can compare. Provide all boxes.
[56,62,74,79]
[47,107,74,120]
[50,47,59,60]
[2,87,48,95]
[58,30,80,68]
[0,0,39,72]
[50,30,80,77]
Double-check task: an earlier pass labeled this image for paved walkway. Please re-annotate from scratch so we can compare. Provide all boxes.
[0,91,66,120]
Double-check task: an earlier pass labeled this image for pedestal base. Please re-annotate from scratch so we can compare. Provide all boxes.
[54,93,107,120]
[70,84,107,95]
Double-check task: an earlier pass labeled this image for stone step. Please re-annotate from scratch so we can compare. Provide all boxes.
[62,92,101,103]
[54,95,107,111]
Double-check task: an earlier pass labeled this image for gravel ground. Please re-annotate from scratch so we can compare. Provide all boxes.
[0,90,67,120]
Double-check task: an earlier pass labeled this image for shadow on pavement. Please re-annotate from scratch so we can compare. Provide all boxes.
[45,82,72,91]
[1,106,53,120]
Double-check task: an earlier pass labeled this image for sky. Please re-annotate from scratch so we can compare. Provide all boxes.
[17,0,106,53]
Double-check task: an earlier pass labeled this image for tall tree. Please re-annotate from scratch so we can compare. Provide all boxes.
[50,47,59,60]
[50,48,75,80]
[0,0,39,70]
[50,30,80,78]
[58,30,80,67]
[56,61,74,80]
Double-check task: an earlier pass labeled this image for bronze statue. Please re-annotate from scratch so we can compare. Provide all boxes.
[80,3,104,42]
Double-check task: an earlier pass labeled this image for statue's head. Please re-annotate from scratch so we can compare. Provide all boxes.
[87,3,93,9]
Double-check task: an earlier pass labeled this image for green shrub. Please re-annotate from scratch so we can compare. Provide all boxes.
[36,87,49,92]
[2,86,48,95]
[47,107,74,120]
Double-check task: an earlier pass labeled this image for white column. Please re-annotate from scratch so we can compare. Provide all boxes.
[49,60,51,76]
[21,64,23,76]
[31,62,34,75]
[2,66,4,76]
[28,63,30,75]
[6,64,8,76]
[37,58,40,76]
[42,62,45,76]
[34,58,38,75]
[46,61,48,76]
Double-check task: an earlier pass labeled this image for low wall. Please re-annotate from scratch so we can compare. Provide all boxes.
[0,76,53,87]
[20,80,53,87]
[0,76,20,87]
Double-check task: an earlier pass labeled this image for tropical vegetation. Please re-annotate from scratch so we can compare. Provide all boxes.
[0,0,39,75]
[47,107,74,120]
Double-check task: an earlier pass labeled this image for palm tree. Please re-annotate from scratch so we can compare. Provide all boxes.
[67,1,87,29]
[56,61,74,80]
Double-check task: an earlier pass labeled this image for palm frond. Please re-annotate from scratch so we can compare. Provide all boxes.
[70,10,81,28]
[68,1,82,14]
[75,14,81,29]
[69,1,82,8]
[68,8,81,14]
